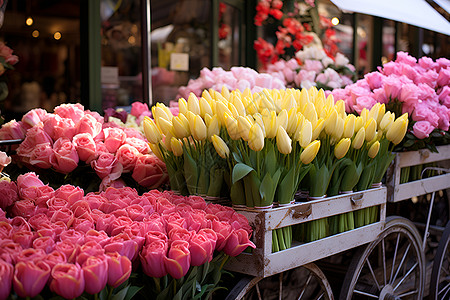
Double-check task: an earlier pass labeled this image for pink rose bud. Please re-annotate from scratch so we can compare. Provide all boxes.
[54,103,85,123]
[132,154,168,188]
[73,133,97,163]
[103,127,126,153]
[55,240,79,263]
[13,261,50,298]
[50,263,85,299]
[0,180,18,210]
[32,236,55,254]
[76,114,102,138]
[106,252,132,288]
[17,172,45,190]
[44,250,67,270]
[49,138,79,174]
[21,108,47,129]
[0,260,13,300]
[164,240,191,279]
[82,255,108,294]
[140,240,168,278]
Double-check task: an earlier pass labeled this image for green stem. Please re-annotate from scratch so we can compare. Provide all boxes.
[107,285,113,300]
[153,277,161,294]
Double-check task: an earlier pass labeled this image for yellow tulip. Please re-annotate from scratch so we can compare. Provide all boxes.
[207,115,220,138]
[260,89,276,111]
[308,86,318,101]
[221,85,230,99]
[199,97,213,117]
[233,96,246,116]
[191,115,207,141]
[149,142,164,161]
[216,101,232,125]
[335,99,346,118]
[299,88,310,109]
[324,109,338,136]
[228,102,239,118]
[300,140,321,164]
[304,102,318,127]
[262,110,277,139]
[377,104,386,125]
[172,114,190,138]
[163,130,174,151]
[187,93,201,115]
[178,98,188,115]
[202,89,213,102]
[170,137,184,157]
[386,118,407,145]
[286,108,299,136]
[315,88,325,107]
[224,113,240,140]
[368,141,380,158]
[299,120,313,148]
[364,118,377,142]
[243,88,252,99]
[143,117,163,144]
[152,106,169,122]
[276,126,292,154]
[248,123,265,151]
[334,138,351,159]
[277,109,288,130]
[333,116,345,141]
[204,113,212,126]
[355,116,364,132]
[352,127,365,149]
[343,114,356,138]
[368,103,381,125]
[311,118,325,141]
[215,91,227,103]
[238,116,252,141]
[211,135,230,159]
[360,108,369,124]
[245,97,259,115]
[380,111,395,131]
[283,94,297,113]
[253,114,266,136]
[398,112,408,122]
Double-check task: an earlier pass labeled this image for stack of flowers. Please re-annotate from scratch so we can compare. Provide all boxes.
[264,46,356,90]
[177,66,286,100]
[0,171,255,300]
[329,52,450,152]
[0,103,168,191]
[144,86,408,250]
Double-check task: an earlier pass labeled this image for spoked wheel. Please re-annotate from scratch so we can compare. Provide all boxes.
[225,263,334,300]
[340,217,425,300]
[430,221,450,300]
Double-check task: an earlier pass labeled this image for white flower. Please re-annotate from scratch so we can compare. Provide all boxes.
[335,52,350,67]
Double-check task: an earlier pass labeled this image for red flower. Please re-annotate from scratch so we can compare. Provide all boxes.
[271,0,283,9]
[269,8,283,20]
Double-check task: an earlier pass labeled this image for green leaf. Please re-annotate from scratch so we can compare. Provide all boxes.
[124,286,143,300]
[264,141,277,175]
[183,150,199,194]
[232,151,243,164]
[112,285,129,300]
[276,167,296,204]
[232,163,254,184]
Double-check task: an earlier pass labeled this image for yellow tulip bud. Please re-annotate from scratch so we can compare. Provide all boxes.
[333,117,345,141]
[299,88,310,109]
[178,98,188,115]
[238,116,252,141]
[380,111,395,131]
[211,135,230,159]
[172,114,190,138]
[263,111,277,139]
[199,97,213,117]
[354,116,363,133]
[216,101,232,125]
[277,109,288,130]
[170,137,183,157]
[299,120,313,148]
[186,111,196,125]
[360,108,369,124]
[304,102,318,127]
[335,99,346,118]
[368,103,380,125]
[398,112,408,122]
[324,109,338,136]
[204,113,212,127]
[311,118,325,141]
[377,104,386,126]
[300,140,321,164]
[368,141,380,158]
[233,96,246,116]
[163,130,174,151]
[276,126,292,154]
[260,89,276,111]
[343,114,356,138]
[244,97,259,115]
[386,118,408,145]
[352,127,365,150]
[143,117,163,144]
[202,89,213,103]
[283,94,297,113]
[221,85,230,99]
[243,88,252,99]
[224,113,240,140]
[207,115,220,139]
[248,123,265,151]
[326,94,335,107]
[191,115,207,141]
[187,93,201,115]
[149,142,164,161]
[364,118,377,142]
[253,114,266,136]
[228,102,239,118]
[308,86,318,101]
[334,138,351,159]
[152,106,169,122]
[286,108,299,136]
[315,88,325,106]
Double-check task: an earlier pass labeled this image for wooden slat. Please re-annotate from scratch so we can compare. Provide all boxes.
[396,145,450,168]
[389,173,450,202]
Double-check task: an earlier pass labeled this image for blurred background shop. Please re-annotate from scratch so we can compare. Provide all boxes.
[0,0,448,121]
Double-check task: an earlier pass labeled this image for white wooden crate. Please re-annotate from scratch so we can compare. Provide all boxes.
[386,145,450,203]
[225,187,387,277]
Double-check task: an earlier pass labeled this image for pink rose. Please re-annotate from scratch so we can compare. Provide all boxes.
[303,60,323,73]
[10,216,30,231]
[412,103,439,127]
[116,144,140,172]
[353,95,377,114]
[0,222,12,239]
[76,114,102,138]
[21,108,47,129]
[17,126,53,159]
[383,76,402,100]
[46,197,68,210]
[76,241,105,266]
[223,229,256,256]
[32,185,55,207]
[99,176,126,192]
[55,240,79,263]
[29,142,53,168]
[132,154,168,188]
[131,101,150,117]
[0,120,26,140]
[189,229,217,266]
[395,51,416,66]
[84,193,106,210]
[17,172,45,190]
[50,263,85,299]
[103,128,126,153]
[32,236,55,254]
[44,250,67,270]
[54,103,85,123]
[13,261,50,298]
[164,240,190,279]
[106,252,132,288]
[11,200,36,218]
[42,114,61,140]
[140,240,168,278]
[0,260,13,300]
[73,133,97,162]
[0,180,18,209]
[91,152,123,180]
[12,230,34,249]
[123,127,146,140]
[50,138,79,173]
[55,184,84,206]
[60,229,85,245]
[364,72,385,90]
[125,137,150,154]
[53,118,77,141]
[82,255,108,294]
[49,207,74,228]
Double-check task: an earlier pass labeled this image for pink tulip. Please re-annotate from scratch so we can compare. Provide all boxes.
[106,252,132,288]
[50,263,85,299]
[44,250,67,270]
[55,240,79,263]
[11,230,34,249]
[223,229,256,257]
[164,240,190,279]
[0,260,13,300]
[140,240,168,278]
[32,236,55,254]
[77,241,105,265]
[11,200,36,218]
[13,261,50,298]
[189,229,217,266]
[82,255,108,294]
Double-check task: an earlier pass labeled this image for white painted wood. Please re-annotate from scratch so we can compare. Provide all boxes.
[390,173,450,202]
[397,145,450,168]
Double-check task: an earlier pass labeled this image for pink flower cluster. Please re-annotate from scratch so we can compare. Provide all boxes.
[0,42,18,76]
[0,172,255,299]
[0,104,168,189]
[265,48,355,90]
[177,66,286,99]
[329,52,450,139]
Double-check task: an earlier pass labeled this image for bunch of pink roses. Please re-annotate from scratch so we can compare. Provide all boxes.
[0,103,168,191]
[177,66,286,100]
[329,52,450,149]
[0,172,255,300]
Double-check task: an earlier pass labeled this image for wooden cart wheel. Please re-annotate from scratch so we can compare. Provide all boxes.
[225,263,334,300]
[339,217,425,300]
[430,221,450,300]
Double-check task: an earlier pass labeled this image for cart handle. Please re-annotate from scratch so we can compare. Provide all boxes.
[350,193,364,206]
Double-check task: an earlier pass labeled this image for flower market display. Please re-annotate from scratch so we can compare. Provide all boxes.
[0,167,255,300]
[144,86,408,251]
[0,41,18,102]
[0,103,168,192]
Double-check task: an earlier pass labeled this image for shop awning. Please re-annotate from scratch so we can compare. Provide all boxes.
[329,0,450,36]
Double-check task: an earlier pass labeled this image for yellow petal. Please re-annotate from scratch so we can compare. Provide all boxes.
[324,109,338,136]
[211,135,230,159]
[192,115,207,141]
[300,140,321,164]
[170,137,183,156]
[172,114,190,139]
[207,115,220,139]
[368,141,380,158]
[238,116,252,141]
[352,127,365,150]
[178,98,188,115]
[149,142,164,161]
[311,118,325,141]
[199,97,213,117]
[364,118,377,142]
[299,120,313,148]
[334,138,351,159]
[343,114,356,138]
[277,109,289,130]
[187,93,201,115]
[276,126,292,154]
[248,123,265,151]
[143,117,163,144]
[225,113,240,140]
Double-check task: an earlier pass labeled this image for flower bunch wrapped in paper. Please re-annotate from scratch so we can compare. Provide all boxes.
[0,103,168,192]
[0,171,255,300]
